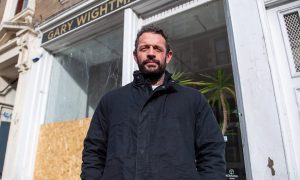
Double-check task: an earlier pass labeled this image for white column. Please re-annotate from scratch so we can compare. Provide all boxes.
[2,33,53,179]
[122,8,140,86]
[224,0,288,179]
[16,50,53,179]
[2,30,37,180]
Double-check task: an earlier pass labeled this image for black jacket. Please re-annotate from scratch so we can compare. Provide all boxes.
[81,71,225,180]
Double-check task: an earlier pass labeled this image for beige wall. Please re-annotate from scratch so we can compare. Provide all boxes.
[34,0,82,25]
[0,0,7,22]
[0,60,18,106]
[0,78,17,106]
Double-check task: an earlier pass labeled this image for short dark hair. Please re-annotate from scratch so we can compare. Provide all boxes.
[134,24,171,55]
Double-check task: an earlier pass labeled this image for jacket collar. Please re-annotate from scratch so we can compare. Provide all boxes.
[133,70,175,88]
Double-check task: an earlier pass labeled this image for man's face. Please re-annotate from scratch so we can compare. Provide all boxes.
[134,32,172,79]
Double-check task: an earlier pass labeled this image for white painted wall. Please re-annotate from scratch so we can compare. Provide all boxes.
[264,0,292,7]
[266,1,300,179]
[225,0,289,179]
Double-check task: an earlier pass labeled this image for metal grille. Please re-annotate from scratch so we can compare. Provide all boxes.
[283,11,300,72]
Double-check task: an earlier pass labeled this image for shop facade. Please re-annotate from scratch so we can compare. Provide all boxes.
[0,0,299,179]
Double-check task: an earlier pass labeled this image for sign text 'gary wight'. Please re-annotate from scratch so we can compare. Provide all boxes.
[42,0,136,43]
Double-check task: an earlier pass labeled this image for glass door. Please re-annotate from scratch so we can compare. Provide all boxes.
[136,0,246,179]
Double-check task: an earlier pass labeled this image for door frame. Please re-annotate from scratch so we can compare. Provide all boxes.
[267,1,300,178]
[121,0,252,179]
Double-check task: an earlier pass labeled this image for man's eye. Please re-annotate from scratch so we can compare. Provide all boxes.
[154,47,163,52]
[140,47,148,51]
[152,45,163,51]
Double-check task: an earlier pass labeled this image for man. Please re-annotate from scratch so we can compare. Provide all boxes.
[81,25,225,180]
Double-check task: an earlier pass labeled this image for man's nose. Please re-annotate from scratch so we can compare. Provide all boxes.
[147,47,156,59]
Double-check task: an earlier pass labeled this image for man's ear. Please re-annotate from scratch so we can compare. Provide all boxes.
[166,50,173,64]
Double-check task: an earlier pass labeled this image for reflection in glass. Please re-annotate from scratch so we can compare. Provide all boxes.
[45,27,123,123]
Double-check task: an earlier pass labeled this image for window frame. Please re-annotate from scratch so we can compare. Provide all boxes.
[2,0,33,21]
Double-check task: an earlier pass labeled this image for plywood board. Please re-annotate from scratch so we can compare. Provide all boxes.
[34,118,91,180]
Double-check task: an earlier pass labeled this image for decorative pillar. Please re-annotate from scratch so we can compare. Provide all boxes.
[1,11,39,179]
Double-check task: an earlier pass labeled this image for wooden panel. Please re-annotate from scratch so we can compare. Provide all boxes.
[34,118,91,180]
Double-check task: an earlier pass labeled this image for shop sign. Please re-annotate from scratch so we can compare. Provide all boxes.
[42,0,136,43]
[226,168,239,180]
[0,105,12,122]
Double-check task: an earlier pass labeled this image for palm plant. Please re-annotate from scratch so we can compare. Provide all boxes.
[172,69,236,135]
[172,72,199,86]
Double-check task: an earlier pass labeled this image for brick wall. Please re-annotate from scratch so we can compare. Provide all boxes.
[0,0,8,23]
[34,0,83,25]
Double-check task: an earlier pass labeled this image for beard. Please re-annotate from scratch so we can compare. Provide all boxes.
[137,57,167,81]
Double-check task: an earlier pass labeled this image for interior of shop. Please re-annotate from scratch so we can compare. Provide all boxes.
[45,27,123,123]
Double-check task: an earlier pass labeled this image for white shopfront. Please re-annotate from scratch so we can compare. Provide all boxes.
[1,0,300,179]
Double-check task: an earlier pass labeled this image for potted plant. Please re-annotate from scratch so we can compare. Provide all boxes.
[172,69,236,135]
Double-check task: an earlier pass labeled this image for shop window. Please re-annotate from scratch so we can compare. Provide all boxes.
[0,105,12,179]
[215,37,230,65]
[15,0,28,15]
[150,0,246,179]
[45,27,123,123]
